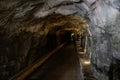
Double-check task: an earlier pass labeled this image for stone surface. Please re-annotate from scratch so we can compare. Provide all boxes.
[0,0,120,80]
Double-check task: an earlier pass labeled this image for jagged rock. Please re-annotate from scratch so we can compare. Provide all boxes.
[0,0,120,80]
[55,5,77,15]
[46,0,81,8]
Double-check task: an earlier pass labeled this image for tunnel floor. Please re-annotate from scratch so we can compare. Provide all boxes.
[26,41,82,80]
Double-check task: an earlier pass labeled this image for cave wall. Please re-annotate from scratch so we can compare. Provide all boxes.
[0,0,120,80]
[88,1,120,80]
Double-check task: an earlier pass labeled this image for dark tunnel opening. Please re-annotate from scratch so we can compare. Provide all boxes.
[58,31,72,43]
[45,30,75,52]
[46,32,57,51]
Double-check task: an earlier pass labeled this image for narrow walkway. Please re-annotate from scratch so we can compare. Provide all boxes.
[26,41,83,80]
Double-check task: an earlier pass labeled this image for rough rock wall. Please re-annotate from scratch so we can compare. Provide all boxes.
[0,0,120,80]
[88,0,120,80]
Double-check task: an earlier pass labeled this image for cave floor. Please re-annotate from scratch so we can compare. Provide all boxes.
[26,41,82,80]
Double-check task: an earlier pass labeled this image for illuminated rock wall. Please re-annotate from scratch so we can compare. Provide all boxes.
[0,0,120,80]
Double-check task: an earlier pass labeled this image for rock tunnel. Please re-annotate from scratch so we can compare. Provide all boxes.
[0,0,120,80]
[38,14,91,49]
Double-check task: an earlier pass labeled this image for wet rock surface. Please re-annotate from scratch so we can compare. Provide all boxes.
[0,0,120,80]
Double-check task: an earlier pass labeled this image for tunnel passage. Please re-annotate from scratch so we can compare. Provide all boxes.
[22,14,92,67]
[26,14,93,79]
[35,14,93,80]
[38,14,92,53]
[6,14,92,80]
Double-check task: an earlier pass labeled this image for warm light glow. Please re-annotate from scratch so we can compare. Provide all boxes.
[83,60,91,65]
[80,59,91,65]
[78,52,85,54]
[84,48,86,54]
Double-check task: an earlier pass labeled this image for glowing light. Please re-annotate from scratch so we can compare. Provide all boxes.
[81,59,91,65]
[83,60,91,65]
[78,52,85,54]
